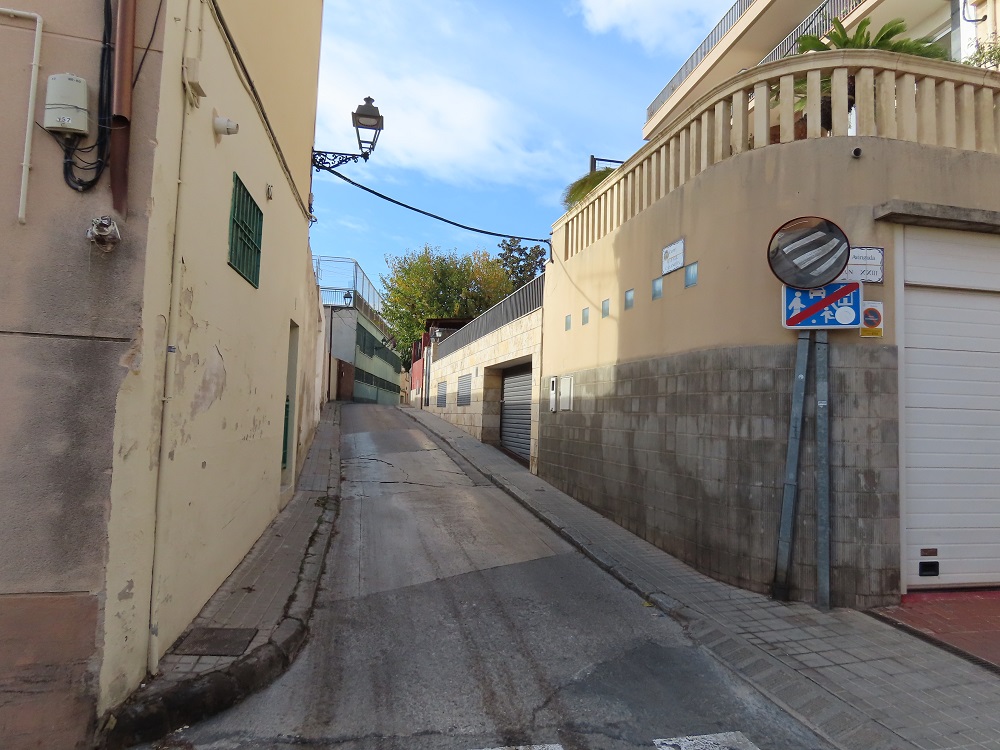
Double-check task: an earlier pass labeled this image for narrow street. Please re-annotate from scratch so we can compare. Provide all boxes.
[153,404,834,750]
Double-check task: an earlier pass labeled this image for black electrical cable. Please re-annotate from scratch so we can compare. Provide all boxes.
[133,0,165,88]
[62,0,113,192]
[325,168,552,246]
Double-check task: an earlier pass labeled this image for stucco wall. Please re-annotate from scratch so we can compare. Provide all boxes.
[0,1,164,740]
[426,309,543,472]
[99,0,323,713]
[541,135,1000,606]
[215,0,322,203]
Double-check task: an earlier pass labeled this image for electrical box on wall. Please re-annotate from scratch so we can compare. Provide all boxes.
[44,74,90,136]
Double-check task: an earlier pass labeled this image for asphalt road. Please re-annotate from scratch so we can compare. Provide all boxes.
[150,404,834,750]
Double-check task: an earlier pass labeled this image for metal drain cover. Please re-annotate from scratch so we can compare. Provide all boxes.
[173,627,257,656]
[654,734,760,750]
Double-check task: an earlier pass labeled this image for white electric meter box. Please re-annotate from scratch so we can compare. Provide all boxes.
[44,74,90,136]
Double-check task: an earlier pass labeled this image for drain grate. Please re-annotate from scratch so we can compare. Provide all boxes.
[173,627,258,656]
[654,734,760,750]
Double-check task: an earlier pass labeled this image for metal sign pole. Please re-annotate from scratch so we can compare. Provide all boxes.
[816,330,831,610]
[773,330,812,600]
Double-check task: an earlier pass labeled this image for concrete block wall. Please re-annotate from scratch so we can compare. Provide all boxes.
[426,310,542,469]
[537,343,900,609]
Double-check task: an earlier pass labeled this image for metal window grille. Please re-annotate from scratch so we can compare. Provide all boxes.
[437,381,447,407]
[457,374,472,406]
[228,173,263,287]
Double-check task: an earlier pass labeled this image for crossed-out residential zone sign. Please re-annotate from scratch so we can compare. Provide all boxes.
[782,282,863,329]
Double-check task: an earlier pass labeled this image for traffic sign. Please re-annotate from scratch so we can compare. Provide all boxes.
[861,301,884,337]
[782,282,862,329]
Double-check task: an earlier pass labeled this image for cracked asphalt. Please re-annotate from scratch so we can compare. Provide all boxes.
[148,404,834,750]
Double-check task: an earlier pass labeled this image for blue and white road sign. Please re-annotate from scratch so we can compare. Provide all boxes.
[782,282,863,329]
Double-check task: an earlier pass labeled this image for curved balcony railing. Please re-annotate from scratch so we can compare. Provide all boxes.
[559,50,1000,260]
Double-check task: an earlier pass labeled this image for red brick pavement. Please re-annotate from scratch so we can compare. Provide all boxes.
[874,589,1000,670]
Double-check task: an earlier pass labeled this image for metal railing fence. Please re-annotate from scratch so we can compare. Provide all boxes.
[646,0,757,121]
[436,274,544,359]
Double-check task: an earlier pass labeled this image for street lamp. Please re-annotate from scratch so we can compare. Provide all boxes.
[312,97,385,172]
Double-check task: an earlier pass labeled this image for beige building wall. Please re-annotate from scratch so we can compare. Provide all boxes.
[0,2,164,743]
[215,0,322,201]
[426,310,543,472]
[1,0,323,742]
[543,79,1000,607]
[100,0,324,714]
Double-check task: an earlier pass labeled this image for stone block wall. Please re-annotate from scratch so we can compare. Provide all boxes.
[537,343,900,609]
[426,310,542,471]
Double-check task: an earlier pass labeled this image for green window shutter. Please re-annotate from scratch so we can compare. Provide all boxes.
[228,172,263,287]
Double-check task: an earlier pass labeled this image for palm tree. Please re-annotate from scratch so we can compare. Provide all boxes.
[797,17,949,59]
[792,18,949,132]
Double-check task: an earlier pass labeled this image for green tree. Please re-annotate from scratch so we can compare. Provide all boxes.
[380,244,513,368]
[966,34,1000,70]
[497,237,547,290]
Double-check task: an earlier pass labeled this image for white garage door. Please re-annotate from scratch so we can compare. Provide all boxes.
[904,227,1000,588]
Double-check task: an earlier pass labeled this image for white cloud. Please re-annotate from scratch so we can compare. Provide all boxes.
[315,1,571,187]
[575,0,735,55]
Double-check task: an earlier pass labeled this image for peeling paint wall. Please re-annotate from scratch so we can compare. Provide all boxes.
[98,0,323,719]
[133,0,324,677]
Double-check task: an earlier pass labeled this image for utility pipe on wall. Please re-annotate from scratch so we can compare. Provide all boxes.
[2,8,44,224]
[111,0,136,216]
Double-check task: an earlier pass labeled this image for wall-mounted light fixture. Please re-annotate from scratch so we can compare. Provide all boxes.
[312,97,384,172]
[213,116,239,136]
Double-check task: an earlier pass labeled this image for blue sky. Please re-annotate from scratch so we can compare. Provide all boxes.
[310,0,734,291]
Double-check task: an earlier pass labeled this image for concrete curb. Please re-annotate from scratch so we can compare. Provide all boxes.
[99,428,342,749]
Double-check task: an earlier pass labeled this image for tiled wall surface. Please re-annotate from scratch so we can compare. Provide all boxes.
[538,343,900,609]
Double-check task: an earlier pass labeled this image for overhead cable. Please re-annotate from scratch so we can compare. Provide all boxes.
[325,168,552,246]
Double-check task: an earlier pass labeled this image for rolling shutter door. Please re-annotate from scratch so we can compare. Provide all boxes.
[501,366,532,459]
[903,227,1000,588]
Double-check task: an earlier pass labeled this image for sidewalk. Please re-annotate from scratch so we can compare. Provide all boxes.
[101,404,342,749]
[402,406,1000,750]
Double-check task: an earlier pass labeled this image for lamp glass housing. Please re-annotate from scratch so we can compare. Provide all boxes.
[352,97,383,153]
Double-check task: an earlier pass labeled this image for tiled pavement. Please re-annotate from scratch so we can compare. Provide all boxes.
[402,406,1000,750]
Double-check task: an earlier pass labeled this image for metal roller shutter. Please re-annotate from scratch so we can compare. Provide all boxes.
[903,227,1000,588]
[501,366,532,460]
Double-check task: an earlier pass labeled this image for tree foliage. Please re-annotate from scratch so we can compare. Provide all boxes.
[497,237,547,290]
[797,17,948,59]
[561,167,615,211]
[966,34,1000,70]
[380,245,513,369]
